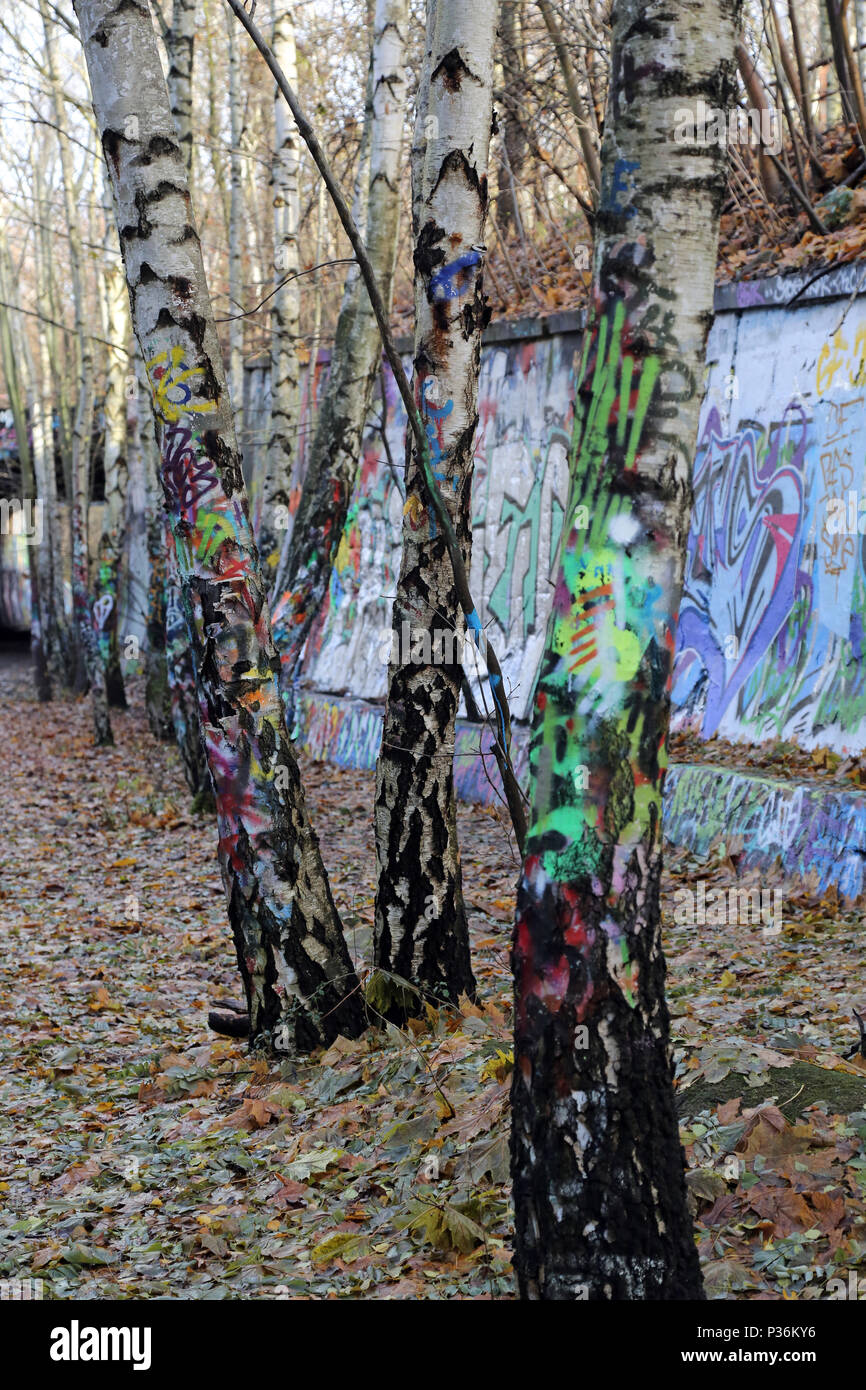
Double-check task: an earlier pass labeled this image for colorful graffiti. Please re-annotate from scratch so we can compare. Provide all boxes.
[238,285,866,769]
[664,762,866,904]
[673,302,866,750]
[298,334,577,718]
[673,403,809,736]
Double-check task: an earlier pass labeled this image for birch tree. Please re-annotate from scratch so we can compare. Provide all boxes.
[160,0,212,801]
[41,0,113,745]
[372,0,496,1012]
[0,243,51,700]
[270,0,407,717]
[74,0,365,1054]
[228,16,245,440]
[257,4,301,574]
[510,0,741,1300]
[96,173,130,709]
[32,155,69,690]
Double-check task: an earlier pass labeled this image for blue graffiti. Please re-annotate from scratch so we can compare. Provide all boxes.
[430,249,482,301]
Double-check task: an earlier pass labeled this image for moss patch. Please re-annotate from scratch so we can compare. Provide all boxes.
[676,1061,866,1119]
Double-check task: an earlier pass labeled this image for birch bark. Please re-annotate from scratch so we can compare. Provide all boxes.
[269,0,407,722]
[372,0,496,1012]
[42,0,114,744]
[75,0,365,1054]
[96,172,130,709]
[257,4,301,574]
[510,0,740,1299]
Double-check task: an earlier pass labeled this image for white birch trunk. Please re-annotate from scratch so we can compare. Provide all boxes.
[74,0,365,1053]
[510,0,741,1300]
[258,4,301,572]
[41,0,113,744]
[228,17,245,440]
[270,0,407,720]
[372,0,497,1010]
[96,169,131,708]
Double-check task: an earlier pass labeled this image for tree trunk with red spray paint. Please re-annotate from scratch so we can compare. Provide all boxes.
[74,0,364,1056]
[510,0,741,1299]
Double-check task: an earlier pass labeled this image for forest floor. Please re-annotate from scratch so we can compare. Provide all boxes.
[3,646,866,1300]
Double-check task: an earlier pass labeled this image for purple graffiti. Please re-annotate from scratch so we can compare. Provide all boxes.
[674,403,809,735]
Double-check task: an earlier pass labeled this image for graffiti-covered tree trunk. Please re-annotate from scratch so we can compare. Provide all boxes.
[75,0,365,1054]
[228,16,245,441]
[96,175,130,709]
[161,0,212,802]
[137,345,174,740]
[270,0,407,719]
[510,0,740,1300]
[372,0,495,1012]
[42,0,113,744]
[257,5,301,574]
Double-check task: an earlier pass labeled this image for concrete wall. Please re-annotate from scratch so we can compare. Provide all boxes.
[291,319,579,724]
[285,265,866,776]
[673,274,866,751]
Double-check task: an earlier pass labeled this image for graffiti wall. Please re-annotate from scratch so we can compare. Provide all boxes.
[292,326,578,723]
[672,289,866,750]
[281,268,866,772]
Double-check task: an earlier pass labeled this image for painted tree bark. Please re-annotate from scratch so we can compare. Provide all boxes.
[372,0,496,1011]
[96,174,130,709]
[270,0,407,719]
[75,0,365,1054]
[137,344,174,741]
[257,5,301,574]
[510,0,740,1300]
[163,0,212,800]
[228,16,245,440]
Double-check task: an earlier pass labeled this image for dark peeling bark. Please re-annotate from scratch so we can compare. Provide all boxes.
[510,0,741,1299]
[372,0,496,1013]
[75,0,364,1055]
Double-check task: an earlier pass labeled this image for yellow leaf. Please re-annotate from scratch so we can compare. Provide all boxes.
[719,970,737,989]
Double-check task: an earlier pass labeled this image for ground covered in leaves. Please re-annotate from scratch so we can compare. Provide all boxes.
[2,646,866,1300]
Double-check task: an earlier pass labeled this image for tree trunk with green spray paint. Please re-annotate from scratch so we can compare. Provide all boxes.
[270,0,407,723]
[372,0,496,1014]
[510,0,741,1299]
[75,0,365,1055]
